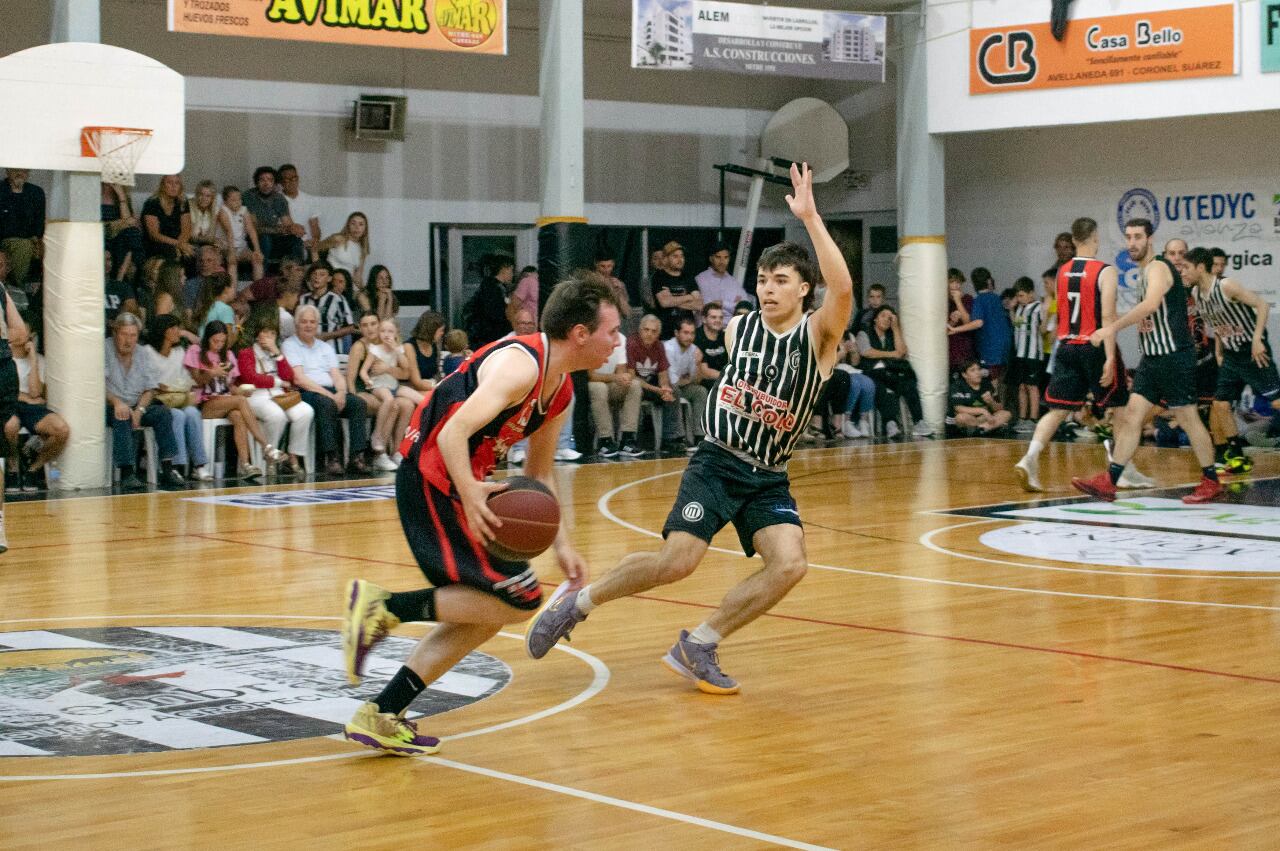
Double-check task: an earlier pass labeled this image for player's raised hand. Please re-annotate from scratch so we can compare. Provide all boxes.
[785,162,816,221]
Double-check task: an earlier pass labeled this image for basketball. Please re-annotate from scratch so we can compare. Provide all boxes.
[485,476,560,561]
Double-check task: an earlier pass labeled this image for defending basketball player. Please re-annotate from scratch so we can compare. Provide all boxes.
[1072,219,1223,504]
[525,163,852,694]
[1013,217,1152,492]
[339,275,623,756]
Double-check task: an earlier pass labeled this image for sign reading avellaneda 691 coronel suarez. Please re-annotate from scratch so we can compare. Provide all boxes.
[167,0,506,53]
[632,0,885,83]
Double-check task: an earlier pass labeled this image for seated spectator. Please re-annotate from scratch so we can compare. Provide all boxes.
[331,267,364,318]
[185,319,286,479]
[104,313,186,490]
[624,313,679,453]
[300,261,356,354]
[149,314,211,481]
[4,325,70,487]
[833,332,876,438]
[142,174,193,262]
[854,283,887,335]
[694,301,727,390]
[243,166,303,264]
[101,182,144,282]
[321,212,370,285]
[732,300,753,318]
[369,265,399,321]
[149,260,195,341]
[0,169,46,286]
[442,329,469,375]
[236,304,314,476]
[276,279,301,340]
[348,312,415,472]
[181,245,222,311]
[947,359,1012,435]
[465,254,514,347]
[277,164,321,261]
[404,311,444,392]
[588,331,640,457]
[652,241,701,338]
[104,249,140,330]
[695,244,751,317]
[858,305,931,438]
[663,316,706,451]
[946,268,978,371]
[192,272,237,339]
[593,252,634,334]
[282,304,371,476]
[218,185,265,282]
[189,180,224,256]
[507,265,538,328]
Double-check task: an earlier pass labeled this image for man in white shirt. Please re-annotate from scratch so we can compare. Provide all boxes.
[278,164,322,262]
[5,325,69,484]
[694,245,752,321]
[282,304,370,477]
[663,316,706,451]
[588,333,642,458]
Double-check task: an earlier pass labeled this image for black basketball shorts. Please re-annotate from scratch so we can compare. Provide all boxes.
[1133,349,1197,409]
[1215,350,1280,404]
[395,462,543,611]
[1044,343,1128,413]
[662,441,801,559]
[1195,355,1219,404]
[0,358,17,431]
[1011,356,1046,388]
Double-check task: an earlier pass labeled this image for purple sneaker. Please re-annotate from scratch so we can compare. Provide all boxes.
[344,702,440,756]
[662,630,740,694]
[524,582,587,659]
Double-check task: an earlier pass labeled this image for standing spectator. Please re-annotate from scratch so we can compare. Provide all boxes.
[652,241,701,338]
[0,283,26,550]
[300,261,356,354]
[322,212,370,286]
[624,313,679,453]
[970,267,1012,398]
[640,248,665,311]
[1010,276,1046,431]
[277,164,321,261]
[104,313,186,490]
[593,252,634,333]
[192,272,237,338]
[188,180,223,256]
[104,249,140,329]
[663,316,706,451]
[141,174,193,262]
[404,310,445,393]
[945,268,977,371]
[101,182,144,281]
[276,279,301,341]
[282,304,371,476]
[0,169,45,286]
[148,314,211,481]
[243,166,302,264]
[236,304,313,476]
[854,283,887,335]
[218,185,265,282]
[4,324,70,488]
[947,359,1012,434]
[695,244,751,317]
[694,301,728,389]
[507,265,538,327]
[1040,267,1059,361]
[587,332,639,457]
[858,306,931,437]
[465,253,514,347]
[1053,232,1075,270]
[368,265,399,321]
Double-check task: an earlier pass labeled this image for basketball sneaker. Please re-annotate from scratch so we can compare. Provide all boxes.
[1014,457,1043,492]
[662,631,739,695]
[524,581,586,659]
[1182,478,1224,504]
[1224,445,1253,474]
[1116,467,1157,489]
[342,579,401,685]
[343,702,440,757]
[1071,472,1117,502]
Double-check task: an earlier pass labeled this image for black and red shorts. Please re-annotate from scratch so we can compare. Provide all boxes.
[1044,342,1129,414]
[395,462,543,611]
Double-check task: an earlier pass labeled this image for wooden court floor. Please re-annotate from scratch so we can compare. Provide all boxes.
[1,437,1279,849]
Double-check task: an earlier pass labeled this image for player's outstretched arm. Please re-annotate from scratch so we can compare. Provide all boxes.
[788,162,852,364]
[524,409,588,587]
[1091,261,1169,345]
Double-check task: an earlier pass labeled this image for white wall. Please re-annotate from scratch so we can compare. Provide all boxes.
[928,0,1280,134]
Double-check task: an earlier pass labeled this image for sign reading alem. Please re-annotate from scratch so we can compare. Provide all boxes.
[168,0,506,53]
[970,3,1235,95]
[632,0,885,83]
[1265,3,1280,72]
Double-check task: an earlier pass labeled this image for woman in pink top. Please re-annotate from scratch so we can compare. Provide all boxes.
[507,265,538,327]
[184,319,285,480]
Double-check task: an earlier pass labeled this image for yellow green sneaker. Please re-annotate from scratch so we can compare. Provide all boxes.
[343,702,440,756]
[341,579,400,685]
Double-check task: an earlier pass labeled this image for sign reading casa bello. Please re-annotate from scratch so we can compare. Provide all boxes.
[167,0,506,53]
[971,3,1236,95]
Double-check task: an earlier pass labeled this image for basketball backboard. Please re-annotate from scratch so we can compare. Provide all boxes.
[763,98,849,184]
[0,42,184,176]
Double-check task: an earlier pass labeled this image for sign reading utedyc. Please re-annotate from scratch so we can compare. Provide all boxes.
[632,0,885,83]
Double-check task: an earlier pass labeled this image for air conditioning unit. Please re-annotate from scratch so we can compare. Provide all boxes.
[352,95,407,141]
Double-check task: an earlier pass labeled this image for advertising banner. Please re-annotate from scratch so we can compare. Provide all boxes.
[970,4,1235,95]
[1264,2,1280,72]
[168,0,506,53]
[632,0,885,83]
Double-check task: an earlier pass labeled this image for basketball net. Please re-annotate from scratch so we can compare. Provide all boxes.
[82,126,153,186]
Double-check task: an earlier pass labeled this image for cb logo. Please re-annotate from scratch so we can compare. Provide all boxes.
[976,31,1037,86]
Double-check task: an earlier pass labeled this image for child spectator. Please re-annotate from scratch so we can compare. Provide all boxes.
[332,267,368,319]
[300,261,356,354]
[946,268,978,371]
[947,359,1012,434]
[218,186,264,282]
[361,318,417,470]
[442,329,469,375]
[1010,276,1046,432]
[192,272,237,339]
[970,267,1012,399]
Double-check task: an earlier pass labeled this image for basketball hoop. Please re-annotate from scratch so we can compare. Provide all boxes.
[81,126,153,186]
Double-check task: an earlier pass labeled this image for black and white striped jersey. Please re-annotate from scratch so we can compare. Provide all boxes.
[704,311,830,470]
[1195,277,1266,355]
[1013,300,1045,360]
[1137,257,1193,356]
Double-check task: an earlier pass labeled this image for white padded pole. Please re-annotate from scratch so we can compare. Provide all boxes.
[898,241,948,427]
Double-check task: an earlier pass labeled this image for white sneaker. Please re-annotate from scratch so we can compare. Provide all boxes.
[1014,419,1036,433]
[841,420,865,439]
[1014,457,1043,492]
[372,453,399,472]
[391,452,404,464]
[886,421,901,439]
[911,421,934,437]
[1117,466,1156,489]
[190,465,213,482]
[554,447,583,462]
[508,447,527,464]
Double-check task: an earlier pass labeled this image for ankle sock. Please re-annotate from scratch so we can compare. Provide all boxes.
[688,623,722,645]
[385,589,437,623]
[1202,466,1219,483]
[574,587,596,615]
[1107,462,1125,485]
[373,666,426,716]
[1026,439,1044,460]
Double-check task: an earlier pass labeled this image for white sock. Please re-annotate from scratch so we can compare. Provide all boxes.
[574,587,596,615]
[1026,439,1044,461]
[688,623,722,645]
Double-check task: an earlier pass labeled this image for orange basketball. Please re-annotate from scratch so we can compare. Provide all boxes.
[485,476,560,561]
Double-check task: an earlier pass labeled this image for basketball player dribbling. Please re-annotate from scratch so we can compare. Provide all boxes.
[1072,218,1223,504]
[339,275,623,755]
[0,282,28,554]
[525,163,853,694]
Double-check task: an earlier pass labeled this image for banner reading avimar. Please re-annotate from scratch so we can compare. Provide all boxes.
[633,0,885,83]
[168,0,506,53]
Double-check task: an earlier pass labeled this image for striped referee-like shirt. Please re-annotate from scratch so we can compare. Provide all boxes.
[1138,257,1193,356]
[1013,300,1045,360]
[1195,277,1266,355]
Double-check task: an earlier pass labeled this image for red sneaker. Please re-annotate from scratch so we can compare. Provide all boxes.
[1182,477,1224,504]
[1071,472,1117,502]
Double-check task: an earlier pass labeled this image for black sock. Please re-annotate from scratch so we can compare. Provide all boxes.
[620,432,635,445]
[1107,462,1125,485]
[385,589,437,623]
[120,465,135,478]
[1202,465,1219,483]
[374,666,426,715]
[1228,436,1246,452]
[161,460,174,475]
[1213,443,1227,463]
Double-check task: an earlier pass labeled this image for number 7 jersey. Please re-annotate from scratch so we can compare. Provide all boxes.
[1056,257,1108,344]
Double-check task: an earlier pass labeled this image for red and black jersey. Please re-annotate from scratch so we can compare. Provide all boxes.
[399,333,573,495]
[1056,257,1108,343]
